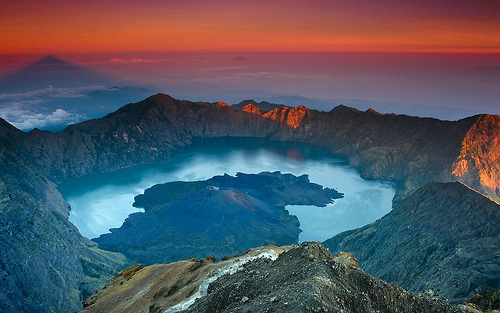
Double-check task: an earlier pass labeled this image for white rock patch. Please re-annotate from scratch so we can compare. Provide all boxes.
[163,250,279,313]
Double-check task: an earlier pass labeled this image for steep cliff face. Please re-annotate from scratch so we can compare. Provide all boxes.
[452,114,500,200]
[15,94,492,202]
[324,182,500,303]
[19,94,290,184]
[80,242,465,313]
[294,110,478,201]
[241,103,310,128]
[241,103,262,114]
[0,135,129,313]
[262,105,310,128]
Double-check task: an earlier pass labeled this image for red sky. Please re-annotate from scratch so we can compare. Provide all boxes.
[1,0,499,54]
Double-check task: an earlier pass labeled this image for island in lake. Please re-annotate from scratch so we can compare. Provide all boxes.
[94,171,343,264]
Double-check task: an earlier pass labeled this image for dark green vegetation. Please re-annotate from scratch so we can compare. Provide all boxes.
[324,182,500,303]
[0,93,498,312]
[467,289,500,312]
[94,172,342,264]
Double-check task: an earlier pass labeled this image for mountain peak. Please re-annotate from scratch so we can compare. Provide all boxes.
[366,108,382,115]
[35,55,68,66]
[22,55,78,73]
[0,55,115,92]
[0,117,21,138]
[242,103,262,114]
[262,106,309,128]
[232,99,285,112]
[330,105,361,113]
[147,93,176,101]
[452,114,500,198]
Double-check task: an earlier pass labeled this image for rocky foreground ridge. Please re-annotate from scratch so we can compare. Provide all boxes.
[0,94,499,312]
[80,242,466,313]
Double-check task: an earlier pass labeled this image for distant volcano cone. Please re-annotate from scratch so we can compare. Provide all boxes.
[0,55,116,92]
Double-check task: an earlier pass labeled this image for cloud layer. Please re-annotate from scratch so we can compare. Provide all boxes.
[0,100,85,130]
[0,86,112,130]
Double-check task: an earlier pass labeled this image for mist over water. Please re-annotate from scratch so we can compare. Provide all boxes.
[59,138,395,242]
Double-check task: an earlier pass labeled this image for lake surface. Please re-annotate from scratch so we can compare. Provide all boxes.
[59,138,395,241]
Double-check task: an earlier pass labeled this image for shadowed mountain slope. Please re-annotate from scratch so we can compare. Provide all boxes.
[324,182,500,303]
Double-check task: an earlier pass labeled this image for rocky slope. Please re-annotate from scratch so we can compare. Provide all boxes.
[0,94,499,312]
[16,94,500,202]
[451,114,500,200]
[241,103,262,114]
[229,98,500,202]
[18,94,288,184]
[94,172,341,265]
[324,182,500,303]
[262,105,310,128]
[231,99,285,112]
[467,289,500,312]
[80,242,465,313]
[0,127,129,312]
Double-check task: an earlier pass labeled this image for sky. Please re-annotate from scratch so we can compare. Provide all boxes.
[0,0,499,130]
[1,0,499,54]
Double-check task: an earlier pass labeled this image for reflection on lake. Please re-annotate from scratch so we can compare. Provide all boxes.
[58,138,395,241]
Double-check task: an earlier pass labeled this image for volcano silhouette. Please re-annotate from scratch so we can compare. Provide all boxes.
[0,55,116,92]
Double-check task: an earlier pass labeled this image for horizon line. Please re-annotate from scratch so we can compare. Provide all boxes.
[1,50,500,57]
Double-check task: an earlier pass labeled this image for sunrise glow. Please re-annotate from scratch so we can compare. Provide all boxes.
[1,0,499,54]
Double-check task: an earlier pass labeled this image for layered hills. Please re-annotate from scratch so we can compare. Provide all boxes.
[0,93,499,312]
[94,172,342,265]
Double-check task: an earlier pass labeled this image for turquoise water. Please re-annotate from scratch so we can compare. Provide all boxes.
[59,138,395,241]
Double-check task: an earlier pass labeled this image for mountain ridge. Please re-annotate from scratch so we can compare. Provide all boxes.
[324,181,500,303]
[79,242,467,313]
[0,93,499,312]
[231,99,286,112]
